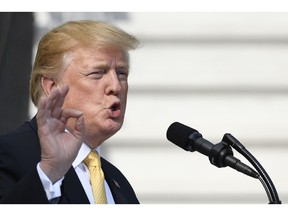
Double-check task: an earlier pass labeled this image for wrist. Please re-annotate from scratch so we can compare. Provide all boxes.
[39,161,65,184]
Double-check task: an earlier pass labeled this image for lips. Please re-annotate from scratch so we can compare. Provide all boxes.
[110,102,120,111]
[109,102,121,118]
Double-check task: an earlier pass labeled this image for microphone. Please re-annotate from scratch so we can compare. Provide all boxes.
[166,122,259,179]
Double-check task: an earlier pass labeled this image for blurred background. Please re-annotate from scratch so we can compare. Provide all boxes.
[0,12,287,204]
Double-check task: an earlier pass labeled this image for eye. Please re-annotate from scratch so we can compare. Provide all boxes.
[88,70,105,79]
[117,69,129,80]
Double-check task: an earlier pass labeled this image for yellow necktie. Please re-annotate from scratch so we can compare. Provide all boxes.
[84,151,108,204]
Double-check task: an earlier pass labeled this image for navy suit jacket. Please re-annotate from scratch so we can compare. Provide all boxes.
[0,117,139,204]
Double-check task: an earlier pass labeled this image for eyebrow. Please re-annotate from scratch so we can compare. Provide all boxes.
[90,61,129,69]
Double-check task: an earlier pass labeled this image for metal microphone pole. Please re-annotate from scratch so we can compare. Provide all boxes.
[222,133,282,204]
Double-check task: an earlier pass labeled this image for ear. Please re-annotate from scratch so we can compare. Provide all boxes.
[41,76,57,96]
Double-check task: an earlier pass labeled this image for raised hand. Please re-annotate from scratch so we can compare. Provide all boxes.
[37,85,85,183]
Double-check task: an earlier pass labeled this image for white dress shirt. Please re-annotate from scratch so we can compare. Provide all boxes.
[37,143,115,204]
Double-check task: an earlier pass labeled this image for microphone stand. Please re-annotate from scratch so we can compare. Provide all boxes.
[222,133,281,204]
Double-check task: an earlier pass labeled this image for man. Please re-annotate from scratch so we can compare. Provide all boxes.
[0,20,140,204]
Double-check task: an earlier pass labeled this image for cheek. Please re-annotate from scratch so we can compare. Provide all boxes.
[62,89,85,111]
[121,83,128,97]
[120,92,128,107]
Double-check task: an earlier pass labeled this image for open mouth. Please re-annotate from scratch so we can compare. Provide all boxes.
[110,102,121,111]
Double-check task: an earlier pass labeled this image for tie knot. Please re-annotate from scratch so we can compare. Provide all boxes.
[84,151,101,168]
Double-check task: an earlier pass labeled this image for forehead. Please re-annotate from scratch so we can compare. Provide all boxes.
[61,46,130,77]
[72,46,128,63]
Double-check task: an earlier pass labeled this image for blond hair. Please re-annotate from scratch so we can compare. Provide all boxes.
[30,20,139,106]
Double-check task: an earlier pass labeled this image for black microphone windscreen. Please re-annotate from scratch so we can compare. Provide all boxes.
[166,122,197,151]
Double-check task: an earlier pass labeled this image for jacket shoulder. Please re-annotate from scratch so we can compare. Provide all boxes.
[0,117,40,169]
[0,117,38,145]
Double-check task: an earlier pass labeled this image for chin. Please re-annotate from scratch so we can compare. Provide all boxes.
[103,119,123,134]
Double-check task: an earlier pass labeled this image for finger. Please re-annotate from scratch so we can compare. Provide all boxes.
[38,84,69,118]
[50,85,69,118]
[59,84,69,97]
[37,87,61,127]
[60,109,84,140]
[59,108,83,124]
[37,96,47,127]
[38,88,58,121]
[44,87,60,112]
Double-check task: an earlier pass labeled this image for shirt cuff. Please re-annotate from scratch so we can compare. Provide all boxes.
[36,163,64,201]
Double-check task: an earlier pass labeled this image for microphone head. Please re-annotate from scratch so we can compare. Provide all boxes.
[166,122,199,151]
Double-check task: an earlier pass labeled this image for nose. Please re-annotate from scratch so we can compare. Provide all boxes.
[105,70,122,95]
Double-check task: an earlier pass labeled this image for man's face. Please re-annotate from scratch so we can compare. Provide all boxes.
[60,46,129,147]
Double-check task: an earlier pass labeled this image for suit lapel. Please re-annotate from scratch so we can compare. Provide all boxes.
[101,158,131,204]
[60,167,90,204]
[104,172,129,204]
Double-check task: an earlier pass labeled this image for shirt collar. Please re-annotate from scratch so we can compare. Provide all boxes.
[72,143,101,168]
